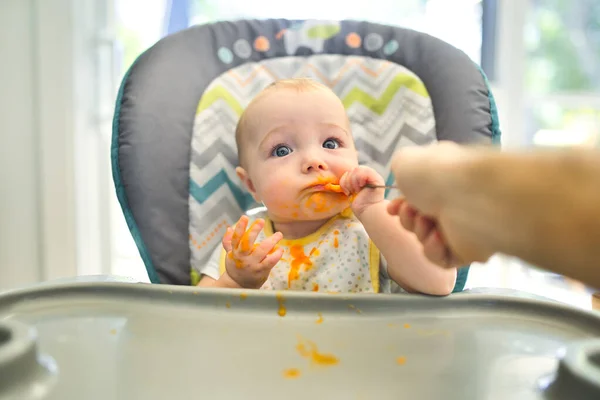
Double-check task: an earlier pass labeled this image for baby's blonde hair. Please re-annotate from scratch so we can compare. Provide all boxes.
[235,78,333,168]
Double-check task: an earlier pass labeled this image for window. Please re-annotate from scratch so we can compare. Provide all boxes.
[525,0,600,147]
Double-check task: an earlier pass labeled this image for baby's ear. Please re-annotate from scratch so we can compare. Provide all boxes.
[236,167,260,202]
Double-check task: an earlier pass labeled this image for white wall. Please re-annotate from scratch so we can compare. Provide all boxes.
[493,0,527,149]
[0,1,43,289]
[0,0,80,290]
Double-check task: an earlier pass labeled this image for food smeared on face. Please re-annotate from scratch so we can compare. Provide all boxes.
[300,176,351,215]
[305,192,335,214]
[324,183,343,193]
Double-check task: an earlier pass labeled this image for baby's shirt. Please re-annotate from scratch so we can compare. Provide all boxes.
[196,208,405,293]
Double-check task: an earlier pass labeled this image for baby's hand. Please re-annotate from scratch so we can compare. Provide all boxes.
[222,215,284,289]
[339,166,386,217]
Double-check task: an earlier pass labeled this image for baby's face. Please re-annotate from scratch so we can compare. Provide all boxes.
[239,88,358,222]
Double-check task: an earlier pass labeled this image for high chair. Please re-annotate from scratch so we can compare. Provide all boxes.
[111,19,501,288]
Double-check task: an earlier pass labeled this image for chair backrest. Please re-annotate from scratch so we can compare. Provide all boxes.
[112,19,500,287]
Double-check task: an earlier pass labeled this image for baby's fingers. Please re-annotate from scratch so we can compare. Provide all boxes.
[341,167,369,194]
[259,246,284,269]
[353,170,370,190]
[231,215,249,249]
[339,171,350,195]
[345,168,363,193]
[252,232,284,262]
[238,219,265,254]
[222,227,234,252]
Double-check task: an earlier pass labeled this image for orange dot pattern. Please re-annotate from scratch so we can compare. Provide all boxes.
[189,220,228,250]
[346,32,361,48]
[254,36,270,52]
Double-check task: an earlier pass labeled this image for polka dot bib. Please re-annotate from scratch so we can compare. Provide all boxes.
[218,209,380,292]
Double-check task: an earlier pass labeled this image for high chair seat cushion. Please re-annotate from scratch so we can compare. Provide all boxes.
[112,19,500,286]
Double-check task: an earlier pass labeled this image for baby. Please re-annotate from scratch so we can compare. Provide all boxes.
[197,78,456,295]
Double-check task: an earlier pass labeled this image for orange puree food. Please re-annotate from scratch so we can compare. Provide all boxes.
[324,183,343,193]
[276,292,286,317]
[283,368,301,378]
[296,337,339,366]
[239,220,260,251]
[315,313,324,324]
[288,245,313,288]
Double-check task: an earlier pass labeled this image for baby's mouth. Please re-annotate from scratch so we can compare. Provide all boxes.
[323,183,343,193]
[304,184,325,193]
[305,181,344,194]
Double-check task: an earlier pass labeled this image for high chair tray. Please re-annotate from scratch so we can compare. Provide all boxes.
[1,282,599,400]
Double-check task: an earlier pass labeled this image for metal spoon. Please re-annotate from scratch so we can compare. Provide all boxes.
[325,183,398,191]
[364,184,399,189]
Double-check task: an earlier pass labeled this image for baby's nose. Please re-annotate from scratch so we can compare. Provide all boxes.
[302,158,327,173]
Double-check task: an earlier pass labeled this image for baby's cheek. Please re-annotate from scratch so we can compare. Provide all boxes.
[260,181,295,209]
[333,164,357,181]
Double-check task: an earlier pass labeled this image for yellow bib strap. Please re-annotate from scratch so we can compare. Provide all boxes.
[218,248,227,275]
[369,240,380,293]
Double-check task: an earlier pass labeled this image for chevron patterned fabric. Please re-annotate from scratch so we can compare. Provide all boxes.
[189,55,437,281]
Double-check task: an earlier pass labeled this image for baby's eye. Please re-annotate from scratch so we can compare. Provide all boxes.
[272,145,292,157]
[323,138,340,149]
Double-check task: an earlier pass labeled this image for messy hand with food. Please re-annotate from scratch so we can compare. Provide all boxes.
[197,215,283,289]
[338,166,386,217]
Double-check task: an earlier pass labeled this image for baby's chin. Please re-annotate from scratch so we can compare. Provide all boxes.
[303,193,349,216]
[268,210,340,225]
